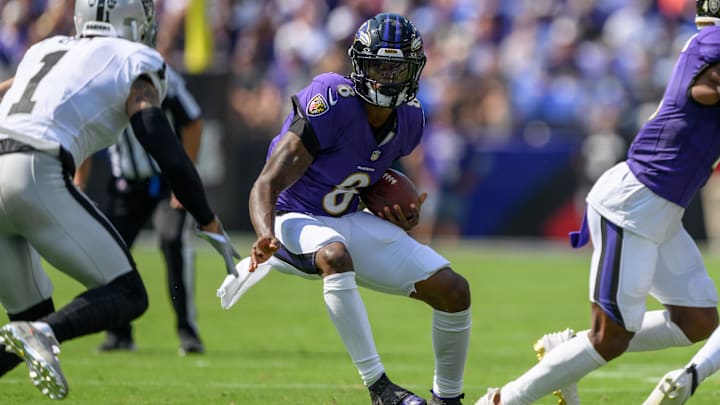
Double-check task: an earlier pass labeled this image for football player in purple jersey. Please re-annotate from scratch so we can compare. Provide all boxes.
[248,13,471,405]
[477,2,720,404]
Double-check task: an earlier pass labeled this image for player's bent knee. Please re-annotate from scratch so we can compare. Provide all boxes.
[415,267,470,312]
[697,307,720,340]
[315,242,354,276]
[110,270,149,320]
[588,328,633,360]
[670,306,719,342]
[445,269,471,311]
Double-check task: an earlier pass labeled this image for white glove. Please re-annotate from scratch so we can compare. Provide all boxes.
[217,257,272,309]
[196,224,241,276]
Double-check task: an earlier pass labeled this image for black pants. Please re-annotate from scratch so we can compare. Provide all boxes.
[104,177,199,340]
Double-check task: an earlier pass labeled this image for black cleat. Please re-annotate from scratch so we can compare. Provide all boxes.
[369,373,427,405]
[97,332,136,352]
[178,329,204,356]
[428,391,464,405]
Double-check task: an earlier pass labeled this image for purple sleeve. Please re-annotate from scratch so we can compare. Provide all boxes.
[399,101,426,156]
[294,79,340,151]
[697,28,720,64]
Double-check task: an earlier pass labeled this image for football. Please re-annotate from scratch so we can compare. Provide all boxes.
[360,168,419,218]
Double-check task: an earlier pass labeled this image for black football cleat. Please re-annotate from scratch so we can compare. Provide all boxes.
[369,373,427,405]
[428,391,464,405]
[178,329,205,356]
[97,331,136,352]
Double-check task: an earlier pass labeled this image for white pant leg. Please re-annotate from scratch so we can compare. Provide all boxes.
[274,211,450,295]
[344,212,449,296]
[0,152,134,311]
[652,226,718,308]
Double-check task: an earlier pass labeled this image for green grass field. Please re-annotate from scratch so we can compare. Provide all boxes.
[2,235,720,404]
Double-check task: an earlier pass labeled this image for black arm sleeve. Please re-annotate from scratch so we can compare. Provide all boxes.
[290,96,320,157]
[130,107,214,226]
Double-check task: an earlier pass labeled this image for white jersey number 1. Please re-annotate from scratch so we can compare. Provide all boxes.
[9,50,67,115]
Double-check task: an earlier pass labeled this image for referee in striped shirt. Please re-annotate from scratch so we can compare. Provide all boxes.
[75,66,205,355]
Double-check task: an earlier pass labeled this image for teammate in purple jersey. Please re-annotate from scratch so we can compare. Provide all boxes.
[477,2,720,405]
[641,2,720,402]
[248,13,471,405]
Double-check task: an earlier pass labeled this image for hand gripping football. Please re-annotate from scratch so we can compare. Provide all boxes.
[360,168,419,218]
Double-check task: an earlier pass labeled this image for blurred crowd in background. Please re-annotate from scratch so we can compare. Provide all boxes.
[0,0,704,242]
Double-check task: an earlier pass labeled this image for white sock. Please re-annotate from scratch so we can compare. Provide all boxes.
[501,333,606,405]
[432,308,471,398]
[626,310,692,352]
[688,327,720,383]
[323,272,384,386]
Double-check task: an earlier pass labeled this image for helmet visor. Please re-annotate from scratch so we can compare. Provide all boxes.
[366,60,412,84]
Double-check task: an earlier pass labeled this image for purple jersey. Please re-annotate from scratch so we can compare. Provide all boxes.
[627,27,720,208]
[268,73,424,217]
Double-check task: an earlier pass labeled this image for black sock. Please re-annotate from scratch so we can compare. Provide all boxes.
[41,271,148,343]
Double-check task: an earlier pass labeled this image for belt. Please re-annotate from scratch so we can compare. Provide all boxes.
[0,138,76,175]
[0,138,34,154]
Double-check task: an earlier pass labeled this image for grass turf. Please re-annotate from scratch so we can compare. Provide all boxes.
[1,236,720,404]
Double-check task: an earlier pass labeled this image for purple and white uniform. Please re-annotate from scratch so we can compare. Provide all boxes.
[271,73,422,217]
[269,73,448,295]
[627,27,720,209]
[584,28,720,331]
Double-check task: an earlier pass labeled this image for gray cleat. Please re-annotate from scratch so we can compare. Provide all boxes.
[0,321,68,400]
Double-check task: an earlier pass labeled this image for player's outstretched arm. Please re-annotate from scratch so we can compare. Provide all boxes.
[248,131,313,270]
[170,112,203,209]
[126,76,239,275]
[126,76,212,223]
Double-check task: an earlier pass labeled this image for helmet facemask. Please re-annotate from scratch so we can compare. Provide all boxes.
[350,53,425,107]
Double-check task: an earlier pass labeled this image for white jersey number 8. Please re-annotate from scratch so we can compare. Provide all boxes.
[322,172,372,216]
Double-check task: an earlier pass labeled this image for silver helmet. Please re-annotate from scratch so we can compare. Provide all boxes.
[74,0,157,46]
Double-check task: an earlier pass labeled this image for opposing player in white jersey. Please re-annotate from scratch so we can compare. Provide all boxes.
[0,0,238,400]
